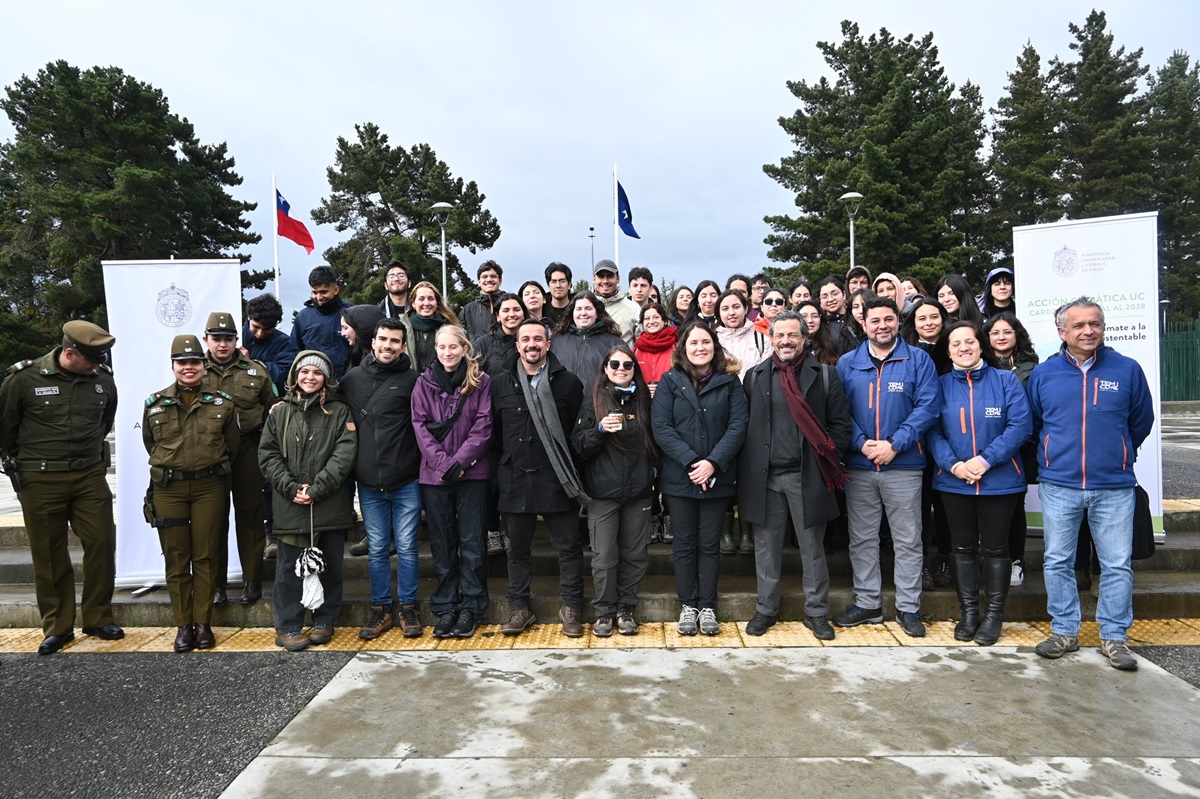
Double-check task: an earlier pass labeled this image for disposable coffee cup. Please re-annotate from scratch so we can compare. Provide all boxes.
[607,410,624,431]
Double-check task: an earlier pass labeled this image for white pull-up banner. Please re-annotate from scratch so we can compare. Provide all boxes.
[101,259,243,588]
[1012,212,1163,536]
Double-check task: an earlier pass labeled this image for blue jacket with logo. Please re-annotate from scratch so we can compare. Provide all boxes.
[1027,344,1154,490]
[927,364,1032,496]
[836,338,940,471]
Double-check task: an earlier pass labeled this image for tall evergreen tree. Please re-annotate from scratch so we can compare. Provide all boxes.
[987,43,1063,261]
[0,61,261,363]
[313,123,500,308]
[763,21,988,283]
[1050,10,1153,219]
[1147,51,1200,323]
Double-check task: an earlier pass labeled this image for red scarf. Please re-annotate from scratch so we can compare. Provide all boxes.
[635,325,677,354]
[772,353,847,491]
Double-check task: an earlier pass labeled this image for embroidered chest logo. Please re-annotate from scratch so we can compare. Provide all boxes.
[887,382,906,393]
[148,406,166,416]
[984,407,1002,418]
[247,369,258,376]
[34,386,59,396]
[1099,380,1120,392]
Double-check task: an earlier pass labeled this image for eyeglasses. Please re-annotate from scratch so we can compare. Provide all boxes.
[762,298,786,306]
[548,278,570,285]
[607,360,635,371]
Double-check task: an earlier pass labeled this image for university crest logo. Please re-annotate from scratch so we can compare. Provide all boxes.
[1052,246,1079,278]
[156,283,192,327]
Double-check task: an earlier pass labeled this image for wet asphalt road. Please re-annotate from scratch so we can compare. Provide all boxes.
[2,652,353,799]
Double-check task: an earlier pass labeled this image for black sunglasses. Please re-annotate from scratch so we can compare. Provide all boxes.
[607,359,635,371]
[762,297,787,306]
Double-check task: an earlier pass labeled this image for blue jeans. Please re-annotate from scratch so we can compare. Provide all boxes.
[1039,482,1135,641]
[359,481,422,607]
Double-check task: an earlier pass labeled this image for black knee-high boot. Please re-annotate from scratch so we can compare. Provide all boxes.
[952,554,980,641]
[974,557,1011,646]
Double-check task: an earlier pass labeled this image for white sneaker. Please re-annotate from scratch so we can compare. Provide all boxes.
[677,605,699,636]
[1010,560,1024,587]
[698,607,720,636]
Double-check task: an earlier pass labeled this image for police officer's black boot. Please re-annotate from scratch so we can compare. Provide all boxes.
[952,553,980,642]
[974,557,1011,646]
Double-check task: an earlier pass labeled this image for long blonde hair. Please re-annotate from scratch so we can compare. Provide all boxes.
[435,325,483,396]
[411,281,462,327]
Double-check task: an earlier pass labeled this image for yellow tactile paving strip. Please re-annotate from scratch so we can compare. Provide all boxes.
[3,620,1200,653]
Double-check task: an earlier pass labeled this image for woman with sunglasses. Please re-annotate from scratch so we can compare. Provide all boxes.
[571,345,657,636]
[754,288,788,334]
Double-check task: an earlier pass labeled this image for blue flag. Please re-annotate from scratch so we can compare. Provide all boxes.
[617,181,640,239]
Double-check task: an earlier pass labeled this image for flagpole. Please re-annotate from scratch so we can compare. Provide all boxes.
[613,163,619,270]
[271,173,280,300]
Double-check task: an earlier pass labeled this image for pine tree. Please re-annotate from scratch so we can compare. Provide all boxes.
[763,22,988,282]
[0,61,261,362]
[1147,51,1200,323]
[1050,10,1153,219]
[313,123,500,308]
[987,43,1063,261]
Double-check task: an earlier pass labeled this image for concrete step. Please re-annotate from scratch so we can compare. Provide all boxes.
[1,570,1197,628]
[3,531,1200,585]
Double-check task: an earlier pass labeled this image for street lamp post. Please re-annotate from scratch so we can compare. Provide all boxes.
[838,191,864,269]
[589,226,596,269]
[430,202,453,299]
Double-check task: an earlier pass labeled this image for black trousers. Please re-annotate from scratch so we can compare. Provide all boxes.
[424,480,489,616]
[504,510,584,611]
[273,531,346,633]
[939,492,1021,558]
[665,495,728,611]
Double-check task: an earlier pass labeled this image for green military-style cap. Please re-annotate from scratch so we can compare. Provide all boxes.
[171,334,205,361]
[204,312,238,336]
[63,320,115,363]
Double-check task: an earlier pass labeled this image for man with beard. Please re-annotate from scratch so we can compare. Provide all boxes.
[591,259,641,346]
[460,261,505,341]
[739,311,852,640]
[490,319,587,637]
[834,297,940,638]
[340,318,425,640]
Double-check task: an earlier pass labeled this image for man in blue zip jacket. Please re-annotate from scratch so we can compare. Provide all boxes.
[834,297,940,637]
[1028,297,1154,671]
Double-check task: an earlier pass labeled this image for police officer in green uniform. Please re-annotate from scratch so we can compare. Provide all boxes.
[143,335,239,653]
[0,321,122,655]
[201,311,279,607]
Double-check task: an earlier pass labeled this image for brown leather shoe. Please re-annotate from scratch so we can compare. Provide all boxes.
[275,631,310,651]
[309,624,334,645]
[559,605,584,638]
[501,607,535,636]
[174,625,196,653]
[399,603,423,638]
[194,623,215,650]
[358,605,394,640]
[239,581,262,605]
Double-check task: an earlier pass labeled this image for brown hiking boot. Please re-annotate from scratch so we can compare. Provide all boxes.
[358,605,394,640]
[501,607,535,636]
[559,605,584,638]
[399,603,423,638]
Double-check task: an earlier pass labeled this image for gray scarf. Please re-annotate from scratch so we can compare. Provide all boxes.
[517,363,591,507]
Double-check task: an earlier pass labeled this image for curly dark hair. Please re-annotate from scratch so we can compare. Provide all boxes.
[245,293,284,329]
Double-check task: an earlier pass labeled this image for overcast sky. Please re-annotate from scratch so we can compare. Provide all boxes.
[4,1,1197,320]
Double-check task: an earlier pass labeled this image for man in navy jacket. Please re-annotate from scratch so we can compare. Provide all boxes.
[1028,297,1154,671]
[834,298,940,637]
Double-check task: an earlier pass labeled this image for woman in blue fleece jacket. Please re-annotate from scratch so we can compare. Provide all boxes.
[927,321,1032,647]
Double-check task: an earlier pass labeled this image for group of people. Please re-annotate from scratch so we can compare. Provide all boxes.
[0,256,1153,672]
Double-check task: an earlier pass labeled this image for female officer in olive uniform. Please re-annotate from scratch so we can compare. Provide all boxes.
[143,334,239,653]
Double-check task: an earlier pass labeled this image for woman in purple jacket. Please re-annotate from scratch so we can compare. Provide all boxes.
[927,321,1032,647]
[411,325,494,639]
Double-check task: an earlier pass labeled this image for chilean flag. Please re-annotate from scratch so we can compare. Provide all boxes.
[276,189,315,254]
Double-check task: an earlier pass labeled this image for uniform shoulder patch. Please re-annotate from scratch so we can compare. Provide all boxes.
[6,359,34,375]
[218,390,232,400]
[145,393,160,407]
